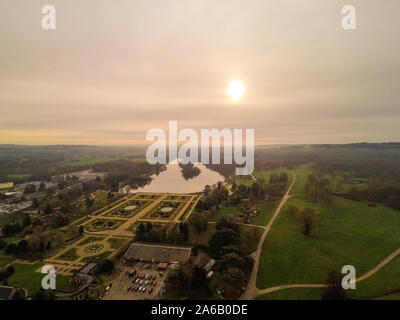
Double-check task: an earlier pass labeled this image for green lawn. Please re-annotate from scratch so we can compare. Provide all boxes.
[234,167,292,189]
[7,263,69,295]
[257,196,400,290]
[257,287,324,300]
[57,157,122,167]
[7,173,32,180]
[0,255,13,268]
[57,248,79,261]
[211,205,242,222]
[348,255,400,300]
[251,202,277,226]
[233,175,254,187]
[257,255,400,300]
[289,164,313,195]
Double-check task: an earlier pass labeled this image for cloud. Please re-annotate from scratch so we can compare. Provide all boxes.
[0,0,399,145]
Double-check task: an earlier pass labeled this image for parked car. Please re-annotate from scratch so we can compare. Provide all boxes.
[142,287,146,292]
[152,281,157,286]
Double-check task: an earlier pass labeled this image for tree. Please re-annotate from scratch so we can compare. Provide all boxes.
[22,215,31,227]
[208,229,241,259]
[17,240,29,253]
[0,239,6,250]
[4,243,18,255]
[78,225,84,234]
[39,239,45,252]
[300,208,317,236]
[189,212,208,233]
[38,182,46,192]
[32,198,40,209]
[32,289,55,300]
[179,223,189,242]
[135,223,146,241]
[44,203,53,214]
[85,197,94,208]
[24,184,36,194]
[99,259,114,273]
[216,217,239,234]
[6,265,15,276]
[322,269,347,300]
[2,223,22,235]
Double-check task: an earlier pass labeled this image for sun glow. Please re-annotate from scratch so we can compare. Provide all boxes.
[227,80,245,101]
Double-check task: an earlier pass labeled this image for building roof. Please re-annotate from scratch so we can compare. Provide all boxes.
[157,262,168,269]
[78,262,98,275]
[125,243,192,263]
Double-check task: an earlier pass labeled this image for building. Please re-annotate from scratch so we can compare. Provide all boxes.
[55,263,100,300]
[124,243,192,264]
[157,262,168,271]
[0,182,14,193]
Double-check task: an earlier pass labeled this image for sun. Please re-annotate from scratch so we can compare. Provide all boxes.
[227,80,245,101]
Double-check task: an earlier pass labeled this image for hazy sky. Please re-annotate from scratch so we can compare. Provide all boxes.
[0,0,399,145]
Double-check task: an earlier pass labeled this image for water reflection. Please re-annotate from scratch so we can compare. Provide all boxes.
[132,163,224,193]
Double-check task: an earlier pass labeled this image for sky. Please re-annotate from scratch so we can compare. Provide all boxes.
[0,0,399,145]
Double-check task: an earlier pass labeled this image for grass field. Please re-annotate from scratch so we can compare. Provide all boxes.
[348,255,400,300]
[257,255,400,300]
[251,202,277,226]
[234,167,292,189]
[210,205,242,222]
[257,287,324,300]
[256,195,400,290]
[289,164,312,195]
[7,173,32,180]
[57,248,80,261]
[57,157,122,167]
[0,255,13,268]
[233,175,254,187]
[7,263,70,294]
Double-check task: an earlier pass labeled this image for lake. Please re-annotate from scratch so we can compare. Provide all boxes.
[132,163,225,193]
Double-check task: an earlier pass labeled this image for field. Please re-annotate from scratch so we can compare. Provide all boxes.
[289,164,312,195]
[210,205,242,222]
[256,195,400,290]
[57,157,123,167]
[7,262,70,294]
[251,203,277,226]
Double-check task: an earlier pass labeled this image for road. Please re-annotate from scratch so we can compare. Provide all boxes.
[240,171,296,300]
